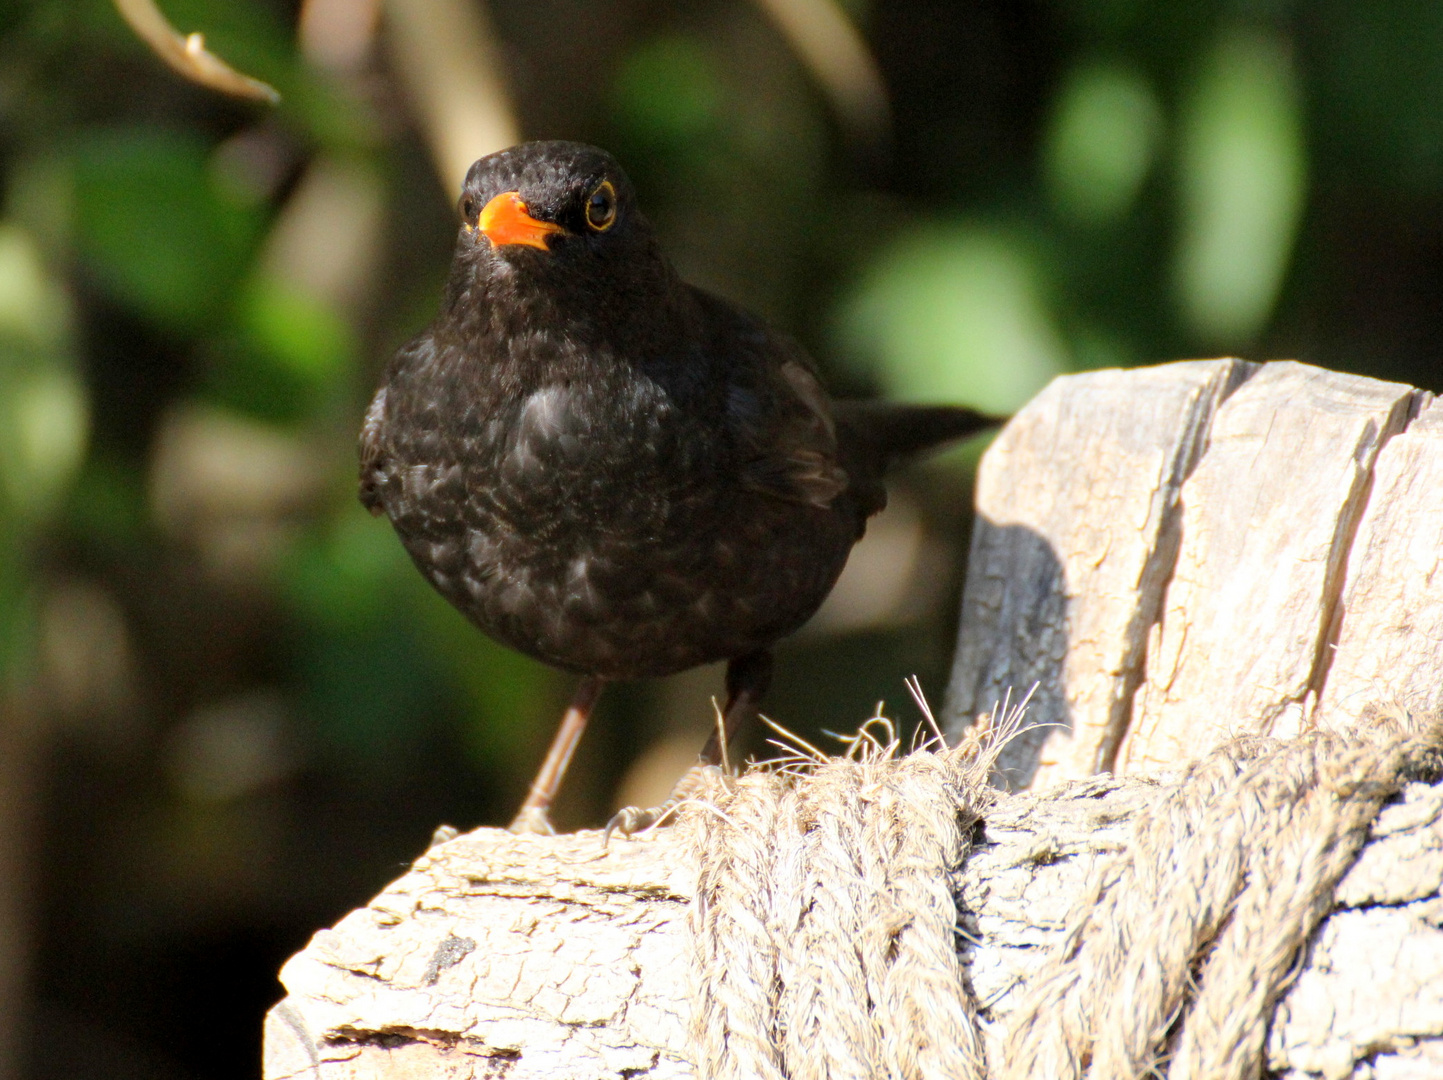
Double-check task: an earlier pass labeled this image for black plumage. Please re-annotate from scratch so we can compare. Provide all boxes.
[359,141,995,832]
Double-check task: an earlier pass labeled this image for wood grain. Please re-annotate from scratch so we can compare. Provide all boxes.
[947,359,1437,785]
[264,828,695,1080]
[945,358,1254,789]
[1119,362,1419,771]
[1316,396,1443,727]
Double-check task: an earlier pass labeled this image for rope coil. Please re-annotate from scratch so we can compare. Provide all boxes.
[683,716,1443,1080]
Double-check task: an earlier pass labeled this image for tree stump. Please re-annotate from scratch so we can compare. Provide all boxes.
[265,360,1443,1079]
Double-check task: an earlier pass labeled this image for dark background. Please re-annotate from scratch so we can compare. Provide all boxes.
[1,0,1440,1076]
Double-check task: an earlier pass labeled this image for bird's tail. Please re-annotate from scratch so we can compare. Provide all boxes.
[833,401,1003,471]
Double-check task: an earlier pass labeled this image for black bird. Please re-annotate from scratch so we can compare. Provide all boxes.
[359,141,996,834]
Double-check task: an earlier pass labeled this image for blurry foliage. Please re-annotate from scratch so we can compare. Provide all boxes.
[1043,59,1162,226]
[834,219,1067,412]
[1174,27,1305,345]
[611,35,725,156]
[1308,0,1443,189]
[0,224,87,681]
[0,227,86,522]
[73,128,268,333]
[1,0,1443,1077]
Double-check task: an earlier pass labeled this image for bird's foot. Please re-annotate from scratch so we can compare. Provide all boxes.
[604,763,726,844]
[507,805,556,835]
[603,801,677,843]
[428,824,460,850]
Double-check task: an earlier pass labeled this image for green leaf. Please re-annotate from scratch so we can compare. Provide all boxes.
[70,127,266,333]
[610,36,725,153]
[833,222,1068,413]
[1044,59,1163,226]
[242,275,355,384]
[0,224,88,521]
[1174,27,1306,346]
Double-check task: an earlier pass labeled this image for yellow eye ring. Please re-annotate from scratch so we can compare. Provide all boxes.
[585,181,617,231]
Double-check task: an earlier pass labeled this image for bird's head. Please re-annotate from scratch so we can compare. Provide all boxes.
[450,142,664,297]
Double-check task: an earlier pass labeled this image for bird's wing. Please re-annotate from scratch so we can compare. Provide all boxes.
[691,287,849,510]
[741,352,850,509]
[357,386,388,516]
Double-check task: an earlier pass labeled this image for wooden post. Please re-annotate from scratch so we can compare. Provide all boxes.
[265,360,1443,1080]
[945,359,1435,787]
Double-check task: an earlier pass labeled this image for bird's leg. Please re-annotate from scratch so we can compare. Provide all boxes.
[508,675,606,835]
[700,648,773,768]
[605,649,773,841]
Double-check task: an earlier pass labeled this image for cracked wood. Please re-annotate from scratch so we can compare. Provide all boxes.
[946,359,1437,788]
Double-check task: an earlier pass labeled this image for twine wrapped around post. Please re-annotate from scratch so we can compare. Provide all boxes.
[686,720,999,1080]
[675,714,1442,1080]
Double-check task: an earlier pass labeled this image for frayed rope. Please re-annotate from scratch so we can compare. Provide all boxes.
[682,705,1443,1080]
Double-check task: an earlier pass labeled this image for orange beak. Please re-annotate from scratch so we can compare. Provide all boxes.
[476,191,564,251]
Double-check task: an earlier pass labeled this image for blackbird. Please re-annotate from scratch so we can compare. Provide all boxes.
[359,141,996,834]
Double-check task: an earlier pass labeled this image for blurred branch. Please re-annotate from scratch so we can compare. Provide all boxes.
[750,0,891,157]
[260,156,385,313]
[111,0,281,104]
[382,0,519,196]
[299,0,382,73]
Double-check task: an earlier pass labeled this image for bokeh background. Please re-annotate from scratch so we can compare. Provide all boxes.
[1,0,1441,1075]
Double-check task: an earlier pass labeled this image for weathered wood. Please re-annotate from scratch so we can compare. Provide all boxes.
[1270,777,1443,1076]
[946,359,1437,787]
[1317,396,1443,727]
[264,829,695,1080]
[946,358,1254,789]
[263,777,1443,1080]
[1120,362,1419,771]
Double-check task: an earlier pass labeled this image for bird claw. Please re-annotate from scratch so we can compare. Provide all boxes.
[507,806,557,835]
[603,802,674,845]
[603,764,730,845]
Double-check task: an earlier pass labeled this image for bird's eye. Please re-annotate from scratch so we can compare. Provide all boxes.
[585,181,617,231]
[460,195,477,222]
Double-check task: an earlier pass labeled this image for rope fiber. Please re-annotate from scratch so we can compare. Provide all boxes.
[682,715,1443,1080]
